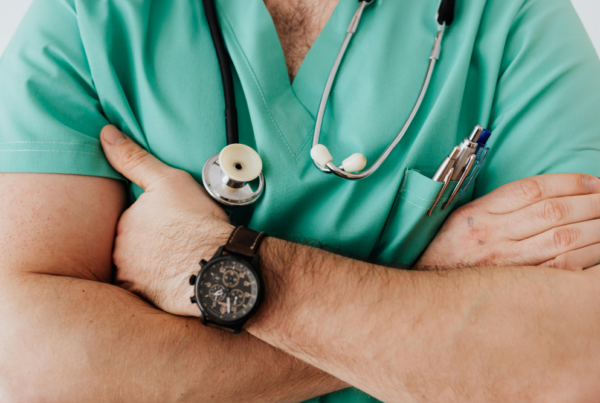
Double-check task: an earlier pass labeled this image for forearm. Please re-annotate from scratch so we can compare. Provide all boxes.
[246,238,600,402]
[0,270,345,403]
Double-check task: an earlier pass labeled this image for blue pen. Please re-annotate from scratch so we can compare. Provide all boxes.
[458,128,493,196]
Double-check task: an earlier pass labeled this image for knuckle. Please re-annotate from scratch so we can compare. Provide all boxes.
[517,178,544,203]
[543,258,558,269]
[539,199,570,223]
[591,194,600,215]
[549,255,568,270]
[552,227,580,249]
[119,145,150,170]
[578,173,595,193]
[169,169,193,183]
[155,169,193,188]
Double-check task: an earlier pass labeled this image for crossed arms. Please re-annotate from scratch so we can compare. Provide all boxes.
[2,128,600,402]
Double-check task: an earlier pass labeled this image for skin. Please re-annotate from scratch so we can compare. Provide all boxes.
[99,126,600,402]
[417,174,600,270]
[1,2,347,401]
[0,172,345,403]
[264,0,340,82]
[2,0,600,400]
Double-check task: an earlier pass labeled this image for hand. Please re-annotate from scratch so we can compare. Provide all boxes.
[417,174,600,271]
[100,125,233,316]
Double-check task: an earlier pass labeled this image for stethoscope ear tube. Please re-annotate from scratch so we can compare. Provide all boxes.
[310,1,448,180]
[202,0,239,145]
[437,0,456,26]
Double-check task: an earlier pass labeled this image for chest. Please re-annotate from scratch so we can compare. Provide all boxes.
[263,0,339,81]
[81,0,492,263]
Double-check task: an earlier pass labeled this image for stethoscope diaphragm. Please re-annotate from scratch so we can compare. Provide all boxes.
[202,144,265,206]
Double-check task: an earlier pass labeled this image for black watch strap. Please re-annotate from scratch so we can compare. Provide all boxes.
[223,227,267,258]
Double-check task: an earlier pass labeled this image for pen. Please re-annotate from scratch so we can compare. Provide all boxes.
[428,146,460,216]
[428,167,454,217]
[443,153,477,210]
[450,125,483,181]
[432,146,460,182]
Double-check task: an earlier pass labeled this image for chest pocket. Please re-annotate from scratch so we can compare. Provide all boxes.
[372,169,475,265]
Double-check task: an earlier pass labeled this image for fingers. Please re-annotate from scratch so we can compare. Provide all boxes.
[500,193,600,240]
[471,174,600,215]
[101,125,177,190]
[515,218,600,265]
[540,243,600,271]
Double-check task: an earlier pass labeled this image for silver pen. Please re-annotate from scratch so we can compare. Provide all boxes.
[443,153,477,210]
[428,146,460,216]
[432,146,460,182]
[450,125,483,180]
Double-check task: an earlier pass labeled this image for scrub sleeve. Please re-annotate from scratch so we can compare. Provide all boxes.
[1,0,600,403]
[0,0,120,180]
[373,0,600,264]
[475,0,600,195]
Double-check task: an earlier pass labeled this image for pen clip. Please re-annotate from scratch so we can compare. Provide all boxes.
[427,167,454,217]
[442,153,477,210]
[459,147,490,196]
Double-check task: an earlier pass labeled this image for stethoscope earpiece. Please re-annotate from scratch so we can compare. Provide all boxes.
[310,145,367,174]
[202,144,265,206]
[202,0,456,203]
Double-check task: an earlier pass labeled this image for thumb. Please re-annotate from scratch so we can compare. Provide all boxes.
[101,125,175,190]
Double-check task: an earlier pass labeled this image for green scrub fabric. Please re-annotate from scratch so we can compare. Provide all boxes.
[1,0,600,401]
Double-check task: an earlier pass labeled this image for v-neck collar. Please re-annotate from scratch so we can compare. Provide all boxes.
[291,1,357,118]
[215,0,357,157]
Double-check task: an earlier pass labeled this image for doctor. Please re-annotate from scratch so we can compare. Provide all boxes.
[1,0,600,401]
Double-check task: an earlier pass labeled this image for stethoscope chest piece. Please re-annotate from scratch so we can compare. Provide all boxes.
[202,144,265,206]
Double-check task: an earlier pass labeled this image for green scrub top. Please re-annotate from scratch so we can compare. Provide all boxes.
[1,0,600,401]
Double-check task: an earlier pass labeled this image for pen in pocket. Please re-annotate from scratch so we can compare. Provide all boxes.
[428,125,493,216]
[428,146,460,217]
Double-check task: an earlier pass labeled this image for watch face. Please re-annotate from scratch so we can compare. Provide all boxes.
[197,257,260,323]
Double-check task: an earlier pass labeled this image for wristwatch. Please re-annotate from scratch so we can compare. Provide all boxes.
[189,226,267,334]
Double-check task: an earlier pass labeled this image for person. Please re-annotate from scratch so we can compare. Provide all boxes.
[1,0,600,401]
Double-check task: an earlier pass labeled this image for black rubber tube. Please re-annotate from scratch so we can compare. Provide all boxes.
[437,0,456,26]
[201,0,239,145]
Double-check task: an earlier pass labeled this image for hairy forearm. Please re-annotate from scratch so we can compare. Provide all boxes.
[0,270,345,403]
[246,238,600,402]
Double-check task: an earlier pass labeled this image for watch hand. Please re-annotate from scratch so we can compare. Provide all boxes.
[227,298,231,314]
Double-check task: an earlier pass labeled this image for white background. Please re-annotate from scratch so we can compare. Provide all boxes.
[0,0,599,56]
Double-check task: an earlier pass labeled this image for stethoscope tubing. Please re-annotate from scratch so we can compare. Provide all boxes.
[202,0,239,145]
[312,2,447,180]
[199,0,457,207]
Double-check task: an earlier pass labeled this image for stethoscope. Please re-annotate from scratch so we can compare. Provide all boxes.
[201,0,457,206]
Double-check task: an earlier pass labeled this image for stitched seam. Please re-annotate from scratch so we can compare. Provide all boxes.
[400,194,470,210]
[399,197,428,211]
[250,232,265,250]
[399,169,410,194]
[0,150,103,157]
[295,128,315,155]
[228,227,242,245]
[0,141,101,149]
[401,189,439,203]
[217,9,296,157]
[238,49,295,157]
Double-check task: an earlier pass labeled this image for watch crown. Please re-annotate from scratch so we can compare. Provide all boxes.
[200,259,208,267]
[190,296,197,304]
[189,275,197,286]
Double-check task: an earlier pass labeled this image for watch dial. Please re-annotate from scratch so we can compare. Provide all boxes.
[198,258,259,323]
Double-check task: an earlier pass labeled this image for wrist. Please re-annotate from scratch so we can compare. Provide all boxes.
[179,220,234,317]
[245,237,305,334]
